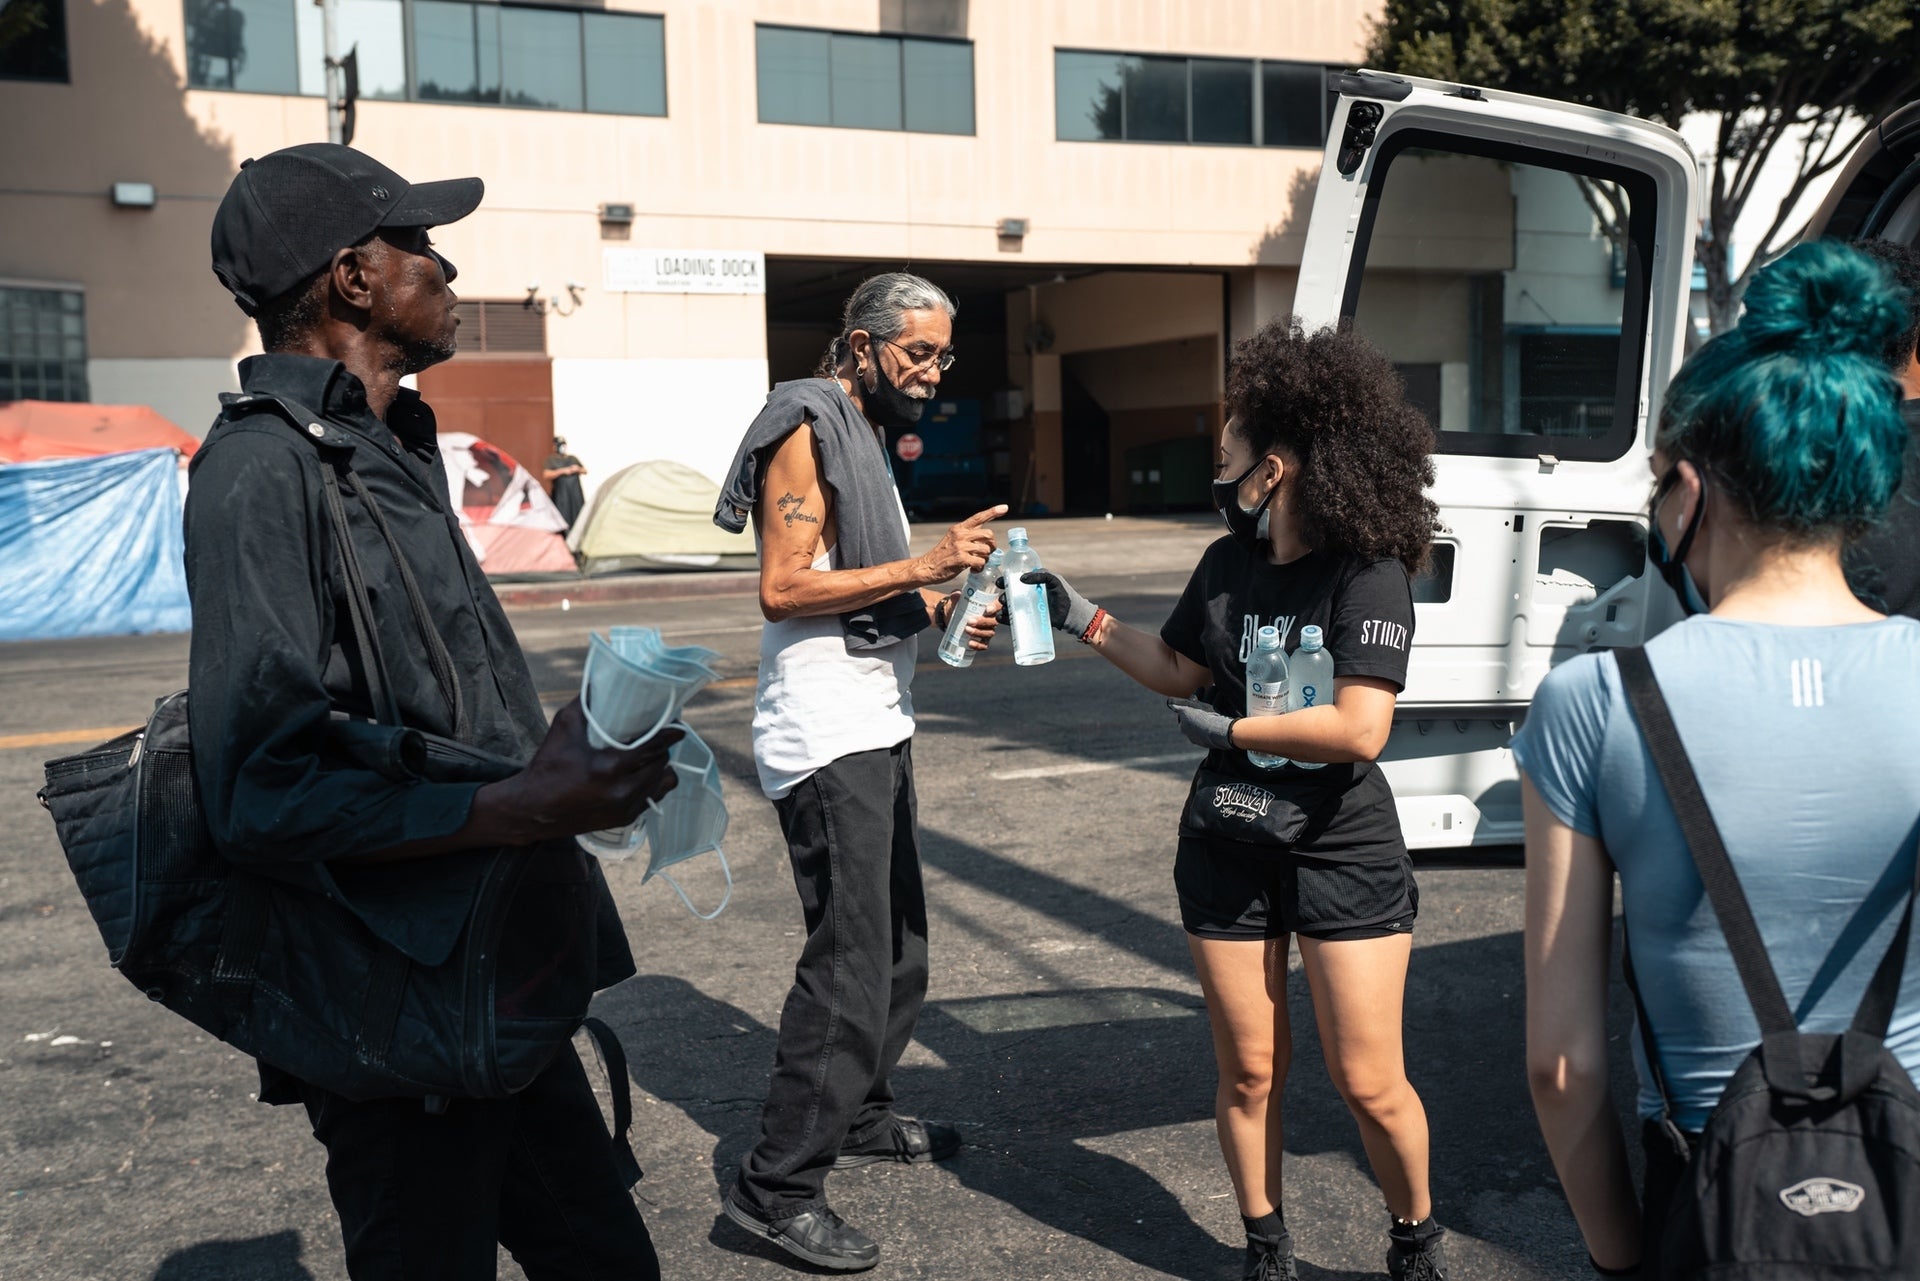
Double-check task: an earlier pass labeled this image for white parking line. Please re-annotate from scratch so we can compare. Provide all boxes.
[987,752,1196,781]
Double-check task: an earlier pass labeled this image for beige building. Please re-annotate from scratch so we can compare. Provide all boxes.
[1,0,1379,514]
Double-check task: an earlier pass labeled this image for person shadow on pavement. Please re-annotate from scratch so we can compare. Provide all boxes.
[601,972,1247,1278]
[149,1230,315,1281]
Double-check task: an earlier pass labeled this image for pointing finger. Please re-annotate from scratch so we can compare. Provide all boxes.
[958,504,1009,529]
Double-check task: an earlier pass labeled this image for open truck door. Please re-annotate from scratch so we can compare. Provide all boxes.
[1805,101,1920,247]
[1290,71,1700,849]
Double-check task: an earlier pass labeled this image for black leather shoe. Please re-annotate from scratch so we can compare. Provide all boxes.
[832,1116,962,1169]
[722,1187,880,1272]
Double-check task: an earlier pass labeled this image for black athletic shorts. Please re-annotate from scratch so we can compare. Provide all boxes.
[1174,836,1419,942]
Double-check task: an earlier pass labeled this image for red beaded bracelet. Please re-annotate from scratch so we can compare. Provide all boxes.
[1079,607,1107,644]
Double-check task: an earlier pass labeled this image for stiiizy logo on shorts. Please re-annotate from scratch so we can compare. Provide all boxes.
[1213,783,1274,822]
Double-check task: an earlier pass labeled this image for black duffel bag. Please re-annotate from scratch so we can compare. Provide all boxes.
[38,443,631,1138]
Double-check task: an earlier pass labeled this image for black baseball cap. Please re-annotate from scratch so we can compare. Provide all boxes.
[210,143,482,313]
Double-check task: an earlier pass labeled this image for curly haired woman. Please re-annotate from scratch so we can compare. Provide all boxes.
[1021,318,1447,1280]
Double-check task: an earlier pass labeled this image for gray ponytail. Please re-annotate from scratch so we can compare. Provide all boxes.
[816,271,956,375]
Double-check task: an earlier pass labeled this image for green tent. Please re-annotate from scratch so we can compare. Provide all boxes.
[569,459,758,575]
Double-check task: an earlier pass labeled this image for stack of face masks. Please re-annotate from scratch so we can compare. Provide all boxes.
[576,627,732,920]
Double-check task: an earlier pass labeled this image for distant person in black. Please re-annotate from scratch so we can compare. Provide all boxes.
[1848,238,1920,618]
[1020,320,1450,1281]
[544,435,587,529]
[192,143,679,1281]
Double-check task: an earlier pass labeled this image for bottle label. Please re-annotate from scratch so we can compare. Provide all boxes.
[1300,684,1318,707]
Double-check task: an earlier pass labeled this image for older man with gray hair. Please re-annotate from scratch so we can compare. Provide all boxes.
[713,273,1004,1269]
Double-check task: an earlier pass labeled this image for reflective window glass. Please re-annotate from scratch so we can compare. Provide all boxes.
[757,25,829,125]
[1054,50,1125,141]
[296,0,403,99]
[901,37,971,135]
[501,5,581,111]
[583,12,665,116]
[411,0,497,102]
[185,0,297,92]
[828,32,899,131]
[1123,55,1185,142]
[1191,57,1253,145]
[0,0,68,81]
[1348,141,1650,459]
[0,286,86,401]
[1260,61,1324,147]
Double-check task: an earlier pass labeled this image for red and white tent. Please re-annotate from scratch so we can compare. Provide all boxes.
[436,432,577,575]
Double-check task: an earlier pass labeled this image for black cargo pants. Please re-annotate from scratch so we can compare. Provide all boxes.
[736,740,930,1217]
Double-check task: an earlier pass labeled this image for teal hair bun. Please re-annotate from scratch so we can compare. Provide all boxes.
[1737,240,1908,359]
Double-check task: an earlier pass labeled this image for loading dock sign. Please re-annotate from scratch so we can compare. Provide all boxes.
[603,248,766,295]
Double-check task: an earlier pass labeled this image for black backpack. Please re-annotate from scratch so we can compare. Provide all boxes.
[37,401,636,1165]
[1616,646,1920,1279]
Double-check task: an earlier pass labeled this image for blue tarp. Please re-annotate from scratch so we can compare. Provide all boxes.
[0,448,191,641]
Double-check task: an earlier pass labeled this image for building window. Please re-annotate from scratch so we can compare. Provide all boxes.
[755,24,973,136]
[0,287,88,403]
[451,300,546,355]
[1054,49,1331,148]
[183,0,665,116]
[0,0,69,81]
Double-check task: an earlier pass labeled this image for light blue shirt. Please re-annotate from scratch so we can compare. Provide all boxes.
[1511,615,1920,1131]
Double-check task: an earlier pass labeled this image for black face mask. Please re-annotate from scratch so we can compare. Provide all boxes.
[860,356,928,432]
[1648,465,1710,616]
[1210,459,1276,549]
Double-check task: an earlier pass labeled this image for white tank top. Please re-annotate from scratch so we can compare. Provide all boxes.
[751,490,918,799]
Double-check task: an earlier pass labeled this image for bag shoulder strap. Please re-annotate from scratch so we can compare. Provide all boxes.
[579,1017,643,1188]
[1615,646,1797,1036]
[1616,646,1920,1042]
[319,460,401,728]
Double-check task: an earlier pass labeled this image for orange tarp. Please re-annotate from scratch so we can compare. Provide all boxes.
[0,400,201,463]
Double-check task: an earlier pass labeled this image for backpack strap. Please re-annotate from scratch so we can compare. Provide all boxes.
[1615,647,1798,1035]
[579,1017,644,1189]
[1616,645,1920,1102]
[319,461,402,727]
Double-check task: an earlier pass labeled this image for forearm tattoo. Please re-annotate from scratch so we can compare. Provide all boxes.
[777,491,819,528]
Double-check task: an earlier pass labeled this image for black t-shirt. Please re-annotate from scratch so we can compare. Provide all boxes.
[1845,400,1920,620]
[1160,536,1415,862]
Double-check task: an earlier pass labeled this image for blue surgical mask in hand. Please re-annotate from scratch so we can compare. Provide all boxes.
[639,730,732,920]
[577,726,733,921]
[579,628,719,750]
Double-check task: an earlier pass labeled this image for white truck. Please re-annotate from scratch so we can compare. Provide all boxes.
[1294,72,1920,849]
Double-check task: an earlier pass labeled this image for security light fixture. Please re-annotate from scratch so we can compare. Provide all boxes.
[111,182,157,208]
[997,217,1029,239]
[599,202,635,224]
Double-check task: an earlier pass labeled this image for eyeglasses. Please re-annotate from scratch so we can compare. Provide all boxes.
[878,336,956,372]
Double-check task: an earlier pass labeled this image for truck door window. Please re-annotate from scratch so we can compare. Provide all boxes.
[1343,130,1657,462]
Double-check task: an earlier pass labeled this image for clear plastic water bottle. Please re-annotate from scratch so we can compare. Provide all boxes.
[1244,625,1290,770]
[1287,625,1334,770]
[1001,527,1056,667]
[939,549,1005,668]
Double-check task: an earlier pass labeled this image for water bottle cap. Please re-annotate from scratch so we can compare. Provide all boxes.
[1006,527,1028,544]
[1301,625,1324,649]
[1256,625,1281,649]
[986,549,1005,567]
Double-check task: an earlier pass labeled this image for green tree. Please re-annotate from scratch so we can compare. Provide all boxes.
[1368,1,1920,333]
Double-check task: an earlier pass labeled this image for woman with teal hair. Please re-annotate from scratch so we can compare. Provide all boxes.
[1513,240,1920,1274]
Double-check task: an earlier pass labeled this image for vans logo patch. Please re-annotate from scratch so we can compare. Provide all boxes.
[1778,1178,1864,1217]
[1359,619,1409,650]
[1212,783,1274,822]
[1789,658,1825,707]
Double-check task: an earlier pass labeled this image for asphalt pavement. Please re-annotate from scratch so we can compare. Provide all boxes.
[0,515,1631,1281]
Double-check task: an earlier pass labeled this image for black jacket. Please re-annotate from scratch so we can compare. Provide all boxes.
[183,354,633,1020]
[1846,399,1920,620]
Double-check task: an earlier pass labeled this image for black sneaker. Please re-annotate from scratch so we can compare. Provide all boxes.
[1386,1218,1449,1281]
[1243,1231,1298,1281]
[832,1116,961,1169]
[721,1186,880,1272]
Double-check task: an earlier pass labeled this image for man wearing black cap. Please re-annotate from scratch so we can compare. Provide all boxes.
[188,143,675,1280]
